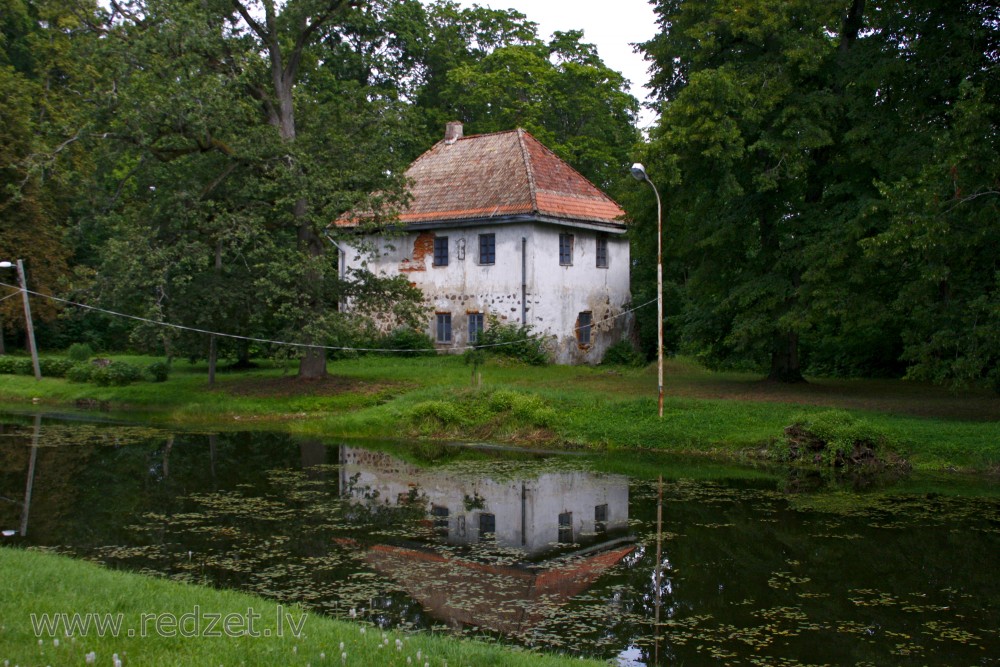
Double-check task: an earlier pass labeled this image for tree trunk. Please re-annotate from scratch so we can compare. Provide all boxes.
[234,1,350,380]
[298,348,327,379]
[769,331,805,383]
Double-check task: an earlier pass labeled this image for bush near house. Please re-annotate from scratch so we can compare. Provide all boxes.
[476,315,548,366]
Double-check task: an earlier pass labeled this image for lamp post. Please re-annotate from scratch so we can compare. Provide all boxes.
[630,163,664,418]
[0,260,42,380]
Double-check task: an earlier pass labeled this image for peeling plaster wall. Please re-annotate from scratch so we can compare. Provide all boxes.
[344,222,631,364]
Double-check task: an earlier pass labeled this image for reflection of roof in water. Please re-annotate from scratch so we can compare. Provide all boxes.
[364,538,635,635]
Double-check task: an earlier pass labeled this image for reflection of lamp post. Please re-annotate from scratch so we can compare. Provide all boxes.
[0,260,41,380]
[630,164,663,418]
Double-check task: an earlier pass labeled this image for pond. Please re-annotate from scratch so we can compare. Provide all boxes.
[2,411,999,665]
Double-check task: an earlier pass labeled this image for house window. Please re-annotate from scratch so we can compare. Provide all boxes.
[479,512,495,539]
[436,313,452,343]
[479,233,495,264]
[468,312,484,343]
[433,236,449,266]
[558,511,573,544]
[577,311,592,345]
[596,234,608,268]
[559,233,574,266]
[432,505,449,535]
[595,504,608,534]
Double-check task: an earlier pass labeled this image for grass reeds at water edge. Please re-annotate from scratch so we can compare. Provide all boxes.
[0,354,997,471]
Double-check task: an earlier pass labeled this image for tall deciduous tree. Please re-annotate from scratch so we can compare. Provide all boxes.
[77,0,419,377]
[0,0,92,351]
[640,0,1000,388]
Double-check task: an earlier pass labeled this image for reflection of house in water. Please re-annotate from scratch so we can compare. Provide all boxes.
[339,446,629,554]
[338,446,634,634]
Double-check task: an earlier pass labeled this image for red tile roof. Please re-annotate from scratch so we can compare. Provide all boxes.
[337,128,626,228]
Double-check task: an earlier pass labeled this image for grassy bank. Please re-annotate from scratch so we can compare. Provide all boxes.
[1,354,998,471]
[0,547,605,667]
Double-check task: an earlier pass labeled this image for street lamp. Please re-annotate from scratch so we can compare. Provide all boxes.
[0,260,42,380]
[630,163,664,418]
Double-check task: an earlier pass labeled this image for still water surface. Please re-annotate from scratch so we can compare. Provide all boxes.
[2,412,998,665]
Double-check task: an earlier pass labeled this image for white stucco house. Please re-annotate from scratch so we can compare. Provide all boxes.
[336,122,632,364]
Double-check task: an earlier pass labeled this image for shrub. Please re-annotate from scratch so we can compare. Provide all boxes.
[409,400,466,429]
[777,410,902,468]
[39,358,73,378]
[146,360,170,383]
[0,356,32,375]
[91,361,144,387]
[476,315,548,365]
[380,327,435,356]
[601,340,646,367]
[66,363,94,383]
[67,343,94,363]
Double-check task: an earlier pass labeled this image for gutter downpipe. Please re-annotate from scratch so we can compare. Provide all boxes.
[521,237,527,326]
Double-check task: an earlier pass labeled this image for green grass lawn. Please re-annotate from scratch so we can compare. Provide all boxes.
[0,547,605,667]
[1,353,997,471]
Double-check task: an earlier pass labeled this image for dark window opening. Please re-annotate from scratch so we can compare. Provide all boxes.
[468,312,484,343]
[559,233,574,265]
[596,234,608,268]
[479,234,495,264]
[433,236,449,266]
[558,511,574,544]
[595,504,608,534]
[432,505,449,535]
[479,512,495,538]
[577,311,592,345]
[436,313,452,343]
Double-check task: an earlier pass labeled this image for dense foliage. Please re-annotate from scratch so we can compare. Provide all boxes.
[1,0,996,392]
[636,0,1000,389]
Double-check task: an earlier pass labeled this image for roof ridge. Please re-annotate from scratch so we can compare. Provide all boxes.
[516,128,539,214]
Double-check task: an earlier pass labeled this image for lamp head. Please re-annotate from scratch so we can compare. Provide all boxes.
[0,261,13,269]
[630,163,648,182]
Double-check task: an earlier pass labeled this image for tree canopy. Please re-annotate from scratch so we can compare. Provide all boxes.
[638,0,1000,389]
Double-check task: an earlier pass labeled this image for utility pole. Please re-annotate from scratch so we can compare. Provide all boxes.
[0,260,42,380]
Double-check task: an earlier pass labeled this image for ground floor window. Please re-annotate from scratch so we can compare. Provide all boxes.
[479,512,495,539]
[558,511,574,543]
[468,312,484,343]
[577,311,592,345]
[436,313,452,343]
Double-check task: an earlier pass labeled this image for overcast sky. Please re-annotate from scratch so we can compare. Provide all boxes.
[443,0,660,130]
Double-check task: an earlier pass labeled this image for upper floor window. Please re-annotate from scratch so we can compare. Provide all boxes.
[596,233,608,268]
[595,503,608,534]
[433,236,449,266]
[436,313,452,343]
[468,312,484,344]
[479,233,495,265]
[559,233,574,266]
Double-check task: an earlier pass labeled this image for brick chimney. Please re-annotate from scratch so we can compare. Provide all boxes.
[444,121,463,144]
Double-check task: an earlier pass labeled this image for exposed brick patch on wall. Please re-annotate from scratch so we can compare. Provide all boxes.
[400,232,435,272]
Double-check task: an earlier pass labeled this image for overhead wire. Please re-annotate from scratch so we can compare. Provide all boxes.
[0,280,656,355]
